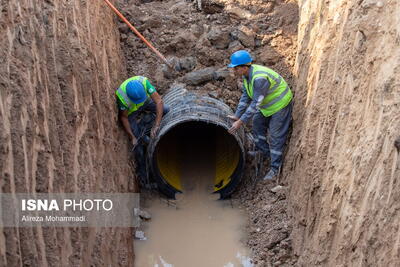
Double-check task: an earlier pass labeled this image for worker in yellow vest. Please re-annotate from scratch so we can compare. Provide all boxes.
[227,50,293,180]
[115,76,169,146]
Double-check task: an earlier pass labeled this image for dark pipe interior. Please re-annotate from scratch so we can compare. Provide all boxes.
[153,121,242,195]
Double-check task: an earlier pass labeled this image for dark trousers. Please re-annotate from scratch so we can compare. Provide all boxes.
[128,101,170,139]
[129,101,170,188]
[252,102,292,171]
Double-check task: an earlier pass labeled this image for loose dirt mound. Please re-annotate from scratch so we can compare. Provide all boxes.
[118,0,298,108]
[234,177,298,266]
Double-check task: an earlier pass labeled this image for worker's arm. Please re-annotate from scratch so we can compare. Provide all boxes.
[228,85,250,133]
[233,85,252,119]
[150,92,164,138]
[239,77,270,123]
[228,84,251,123]
[119,110,137,145]
[229,78,270,134]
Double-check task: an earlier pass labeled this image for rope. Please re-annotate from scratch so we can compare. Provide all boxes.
[102,0,173,69]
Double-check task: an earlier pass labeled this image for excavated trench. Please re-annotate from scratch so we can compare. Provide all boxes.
[3,0,398,265]
[148,85,246,199]
[118,0,300,265]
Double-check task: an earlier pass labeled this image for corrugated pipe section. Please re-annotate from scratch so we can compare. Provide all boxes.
[147,84,246,199]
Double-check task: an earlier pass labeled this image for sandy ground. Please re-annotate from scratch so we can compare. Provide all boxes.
[0,0,133,265]
[285,0,400,265]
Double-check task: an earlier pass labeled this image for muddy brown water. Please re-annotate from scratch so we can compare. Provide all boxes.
[135,129,252,267]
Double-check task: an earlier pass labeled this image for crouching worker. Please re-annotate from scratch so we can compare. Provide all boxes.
[116,76,169,146]
[116,76,169,188]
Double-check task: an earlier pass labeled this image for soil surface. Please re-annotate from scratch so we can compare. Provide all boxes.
[117,0,298,108]
[0,0,133,266]
[286,0,400,265]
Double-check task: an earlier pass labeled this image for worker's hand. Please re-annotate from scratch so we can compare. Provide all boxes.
[227,115,239,121]
[151,125,160,139]
[130,136,138,147]
[228,120,243,134]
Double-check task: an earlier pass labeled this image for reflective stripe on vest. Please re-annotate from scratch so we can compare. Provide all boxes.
[117,87,134,110]
[243,65,293,117]
[115,76,149,115]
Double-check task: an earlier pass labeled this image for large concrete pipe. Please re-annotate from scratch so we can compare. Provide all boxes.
[147,84,246,199]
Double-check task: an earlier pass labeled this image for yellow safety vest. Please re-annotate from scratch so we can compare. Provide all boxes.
[243,65,293,117]
[115,76,150,115]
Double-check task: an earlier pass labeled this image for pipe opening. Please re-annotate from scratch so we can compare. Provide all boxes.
[146,86,246,199]
[152,121,244,199]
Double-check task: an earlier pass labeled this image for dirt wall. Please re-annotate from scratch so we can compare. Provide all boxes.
[285,0,400,265]
[0,0,133,266]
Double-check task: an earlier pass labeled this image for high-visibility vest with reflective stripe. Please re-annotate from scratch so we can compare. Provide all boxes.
[115,76,150,115]
[243,64,293,117]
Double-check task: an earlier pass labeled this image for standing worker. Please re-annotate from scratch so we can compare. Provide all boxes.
[227,50,293,180]
[116,76,169,145]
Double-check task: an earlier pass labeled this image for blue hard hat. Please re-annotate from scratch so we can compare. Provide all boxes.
[126,80,146,104]
[228,50,253,68]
